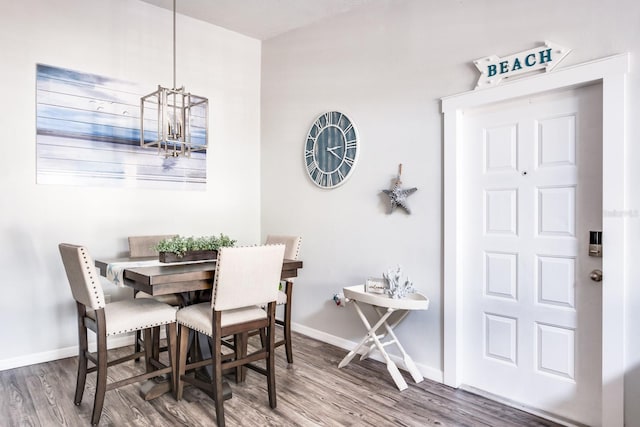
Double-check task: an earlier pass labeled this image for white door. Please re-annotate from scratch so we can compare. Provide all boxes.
[460,84,603,425]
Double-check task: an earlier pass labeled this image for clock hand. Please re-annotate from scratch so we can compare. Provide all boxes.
[326,149,343,160]
[327,146,341,152]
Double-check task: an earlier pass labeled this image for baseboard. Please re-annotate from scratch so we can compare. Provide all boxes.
[292,322,444,383]
[0,324,444,385]
[0,335,134,372]
[459,385,583,427]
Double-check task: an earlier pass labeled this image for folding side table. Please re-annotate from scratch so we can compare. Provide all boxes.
[338,284,429,391]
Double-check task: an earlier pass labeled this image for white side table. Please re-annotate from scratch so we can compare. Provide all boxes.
[338,284,429,391]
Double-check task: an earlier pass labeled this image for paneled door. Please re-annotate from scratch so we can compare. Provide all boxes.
[460,84,603,425]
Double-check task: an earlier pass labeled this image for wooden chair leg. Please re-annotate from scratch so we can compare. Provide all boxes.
[234,332,249,383]
[134,330,142,362]
[283,299,293,364]
[74,303,88,405]
[176,324,189,400]
[134,291,142,362]
[91,314,108,426]
[143,328,154,373]
[267,303,277,409]
[259,328,267,348]
[152,326,161,362]
[212,314,226,427]
[165,323,177,398]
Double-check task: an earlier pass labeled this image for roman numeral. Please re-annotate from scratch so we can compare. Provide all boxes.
[305,149,313,159]
[307,162,318,176]
[314,171,324,185]
[346,139,357,150]
[342,123,353,134]
[344,155,355,167]
[337,169,345,181]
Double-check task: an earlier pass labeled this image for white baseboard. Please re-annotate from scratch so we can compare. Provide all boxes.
[1,324,444,386]
[0,335,135,371]
[292,322,444,383]
[459,385,580,427]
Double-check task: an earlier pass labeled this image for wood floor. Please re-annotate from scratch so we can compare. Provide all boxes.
[0,332,560,426]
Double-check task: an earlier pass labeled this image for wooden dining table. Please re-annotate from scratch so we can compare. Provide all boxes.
[95,256,303,296]
[94,255,303,400]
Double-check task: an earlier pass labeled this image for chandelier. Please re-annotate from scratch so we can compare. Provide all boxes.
[140,0,208,158]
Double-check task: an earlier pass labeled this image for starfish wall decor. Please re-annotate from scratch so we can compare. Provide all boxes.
[382,164,417,214]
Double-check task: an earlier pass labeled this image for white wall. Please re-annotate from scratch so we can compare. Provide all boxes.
[0,0,262,366]
[260,0,640,423]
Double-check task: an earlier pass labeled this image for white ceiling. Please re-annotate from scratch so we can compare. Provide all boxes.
[139,0,375,40]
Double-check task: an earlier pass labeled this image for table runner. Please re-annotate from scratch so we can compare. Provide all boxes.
[105,259,210,287]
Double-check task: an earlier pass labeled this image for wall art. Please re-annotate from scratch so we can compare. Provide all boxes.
[36,64,207,190]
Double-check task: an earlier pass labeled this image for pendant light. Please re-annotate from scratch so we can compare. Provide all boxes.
[140,0,208,158]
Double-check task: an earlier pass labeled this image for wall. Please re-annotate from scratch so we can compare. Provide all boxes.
[260,0,640,423]
[0,0,262,367]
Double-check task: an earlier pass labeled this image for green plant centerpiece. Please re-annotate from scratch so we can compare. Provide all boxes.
[154,234,236,263]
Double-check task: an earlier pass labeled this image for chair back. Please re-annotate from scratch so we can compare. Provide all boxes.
[265,235,302,260]
[59,243,105,310]
[128,235,177,258]
[211,245,285,311]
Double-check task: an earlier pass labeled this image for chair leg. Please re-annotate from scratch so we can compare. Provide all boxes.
[143,328,154,374]
[165,323,177,398]
[283,281,293,363]
[176,324,189,400]
[74,304,88,405]
[91,313,108,426]
[212,313,226,427]
[152,326,161,361]
[134,330,142,362]
[133,290,142,362]
[267,302,277,409]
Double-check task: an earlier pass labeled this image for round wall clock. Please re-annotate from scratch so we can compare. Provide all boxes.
[304,111,359,189]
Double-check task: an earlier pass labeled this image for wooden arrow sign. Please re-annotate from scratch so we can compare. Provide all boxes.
[473,41,571,89]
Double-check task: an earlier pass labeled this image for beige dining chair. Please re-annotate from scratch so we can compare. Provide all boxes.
[265,234,302,364]
[175,244,285,427]
[128,235,182,358]
[59,243,178,426]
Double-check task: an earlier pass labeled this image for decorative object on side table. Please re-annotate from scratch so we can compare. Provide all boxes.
[382,164,417,214]
[365,277,388,294]
[154,234,236,263]
[383,265,415,299]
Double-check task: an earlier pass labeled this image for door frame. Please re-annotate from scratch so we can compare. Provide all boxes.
[441,53,629,426]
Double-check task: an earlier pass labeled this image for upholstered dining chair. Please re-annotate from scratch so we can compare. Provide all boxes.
[264,235,302,364]
[128,235,182,357]
[175,244,285,427]
[59,243,178,426]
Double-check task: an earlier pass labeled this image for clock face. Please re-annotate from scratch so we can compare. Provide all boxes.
[304,111,359,189]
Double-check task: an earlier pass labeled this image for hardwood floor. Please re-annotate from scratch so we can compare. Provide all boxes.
[0,332,560,426]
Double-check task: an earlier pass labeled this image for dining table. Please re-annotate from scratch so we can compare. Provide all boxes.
[95,256,303,296]
[94,255,303,400]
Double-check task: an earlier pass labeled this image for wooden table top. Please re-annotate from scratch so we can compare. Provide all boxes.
[95,257,303,296]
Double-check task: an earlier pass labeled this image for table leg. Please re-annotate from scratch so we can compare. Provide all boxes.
[373,307,423,384]
[338,301,384,367]
[338,302,409,391]
[140,327,171,401]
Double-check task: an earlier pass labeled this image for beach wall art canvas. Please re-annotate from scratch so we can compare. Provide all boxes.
[36,64,207,190]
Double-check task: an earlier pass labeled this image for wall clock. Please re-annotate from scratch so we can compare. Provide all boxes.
[304,111,359,189]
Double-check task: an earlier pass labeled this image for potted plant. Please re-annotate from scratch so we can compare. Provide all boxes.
[154,234,236,263]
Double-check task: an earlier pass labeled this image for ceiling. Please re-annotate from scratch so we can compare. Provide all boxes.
[139,0,375,40]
